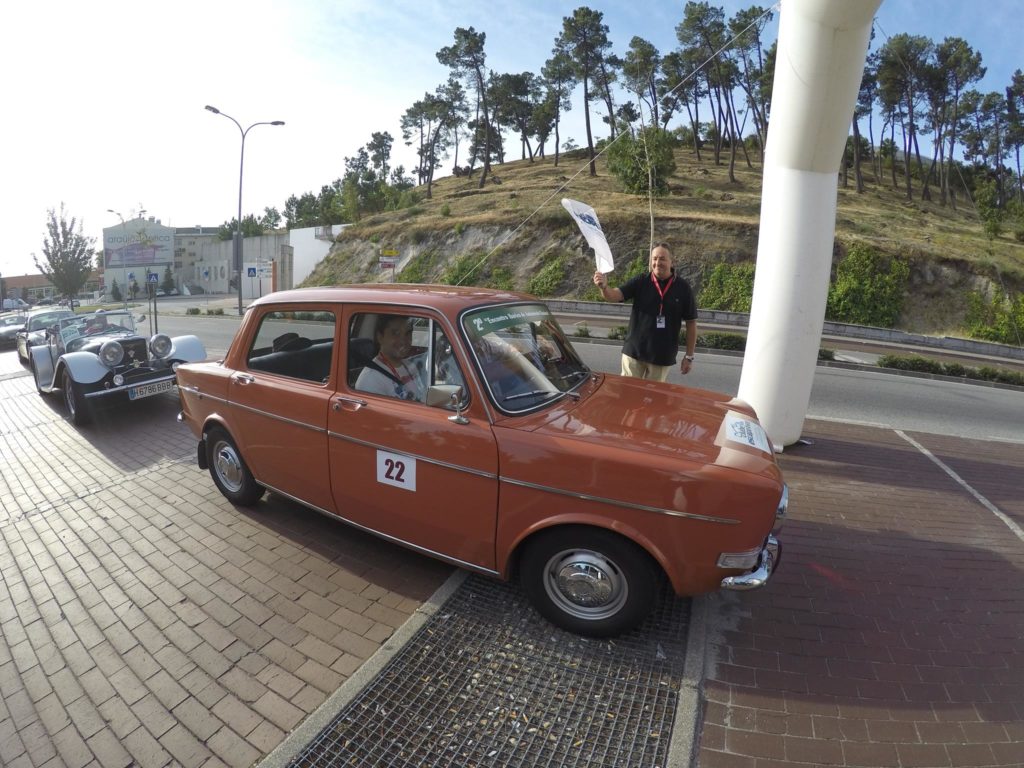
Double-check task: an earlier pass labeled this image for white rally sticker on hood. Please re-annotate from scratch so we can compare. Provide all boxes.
[725,413,771,454]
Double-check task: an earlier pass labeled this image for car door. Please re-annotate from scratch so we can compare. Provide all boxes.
[227,306,338,513]
[327,307,499,571]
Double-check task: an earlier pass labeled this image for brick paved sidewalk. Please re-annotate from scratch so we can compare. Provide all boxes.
[0,356,450,767]
[696,421,1024,768]
[2,340,1022,768]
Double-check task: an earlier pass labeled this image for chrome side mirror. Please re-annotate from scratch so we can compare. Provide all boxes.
[448,387,468,425]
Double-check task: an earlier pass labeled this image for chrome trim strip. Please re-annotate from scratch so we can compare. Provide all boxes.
[499,476,740,525]
[232,401,326,433]
[326,430,497,480]
[179,387,230,407]
[84,374,177,398]
[256,482,501,577]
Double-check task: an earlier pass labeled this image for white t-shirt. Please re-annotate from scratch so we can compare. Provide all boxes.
[355,353,427,401]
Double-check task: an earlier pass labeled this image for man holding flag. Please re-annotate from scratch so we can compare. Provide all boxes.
[593,242,698,381]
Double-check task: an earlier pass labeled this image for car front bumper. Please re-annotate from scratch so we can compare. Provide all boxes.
[719,534,781,591]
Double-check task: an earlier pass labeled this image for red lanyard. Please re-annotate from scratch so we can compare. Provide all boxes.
[651,272,675,316]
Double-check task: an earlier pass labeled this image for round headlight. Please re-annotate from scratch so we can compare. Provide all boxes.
[150,334,173,358]
[99,340,124,367]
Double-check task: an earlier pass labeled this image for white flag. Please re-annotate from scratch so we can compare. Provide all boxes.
[561,198,614,273]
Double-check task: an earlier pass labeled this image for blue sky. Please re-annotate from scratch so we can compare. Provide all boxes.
[1,0,1018,280]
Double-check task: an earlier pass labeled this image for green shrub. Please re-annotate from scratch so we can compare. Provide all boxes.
[454,222,465,236]
[697,332,746,351]
[606,126,677,196]
[440,253,480,286]
[398,250,440,283]
[527,253,569,297]
[607,325,628,340]
[818,348,835,361]
[484,266,514,291]
[826,244,909,327]
[876,355,1023,386]
[410,228,429,244]
[699,262,755,312]
[573,323,591,337]
[942,362,967,377]
[440,203,451,217]
[965,290,1024,345]
[186,307,201,316]
[877,354,943,374]
[206,308,224,316]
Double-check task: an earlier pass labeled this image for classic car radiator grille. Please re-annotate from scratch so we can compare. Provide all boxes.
[119,339,150,366]
[288,575,690,768]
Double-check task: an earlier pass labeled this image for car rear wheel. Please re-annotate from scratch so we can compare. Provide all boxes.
[205,426,264,506]
[519,527,657,637]
[62,370,91,426]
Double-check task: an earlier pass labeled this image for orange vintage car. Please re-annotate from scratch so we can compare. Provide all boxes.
[175,285,786,636]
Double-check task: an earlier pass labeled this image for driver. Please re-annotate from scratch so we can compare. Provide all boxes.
[354,315,427,401]
[84,313,108,335]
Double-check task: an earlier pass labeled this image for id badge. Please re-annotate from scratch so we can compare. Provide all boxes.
[656,315,666,329]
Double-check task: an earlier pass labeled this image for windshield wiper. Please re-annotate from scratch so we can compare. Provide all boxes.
[503,389,561,403]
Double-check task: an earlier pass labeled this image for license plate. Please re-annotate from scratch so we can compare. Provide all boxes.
[128,379,174,400]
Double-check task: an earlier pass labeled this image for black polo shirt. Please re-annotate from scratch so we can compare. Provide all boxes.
[619,270,697,366]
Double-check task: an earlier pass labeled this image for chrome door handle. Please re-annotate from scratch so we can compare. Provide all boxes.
[332,396,366,412]
[232,373,255,385]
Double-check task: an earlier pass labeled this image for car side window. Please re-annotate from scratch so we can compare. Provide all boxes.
[348,313,467,410]
[246,310,336,384]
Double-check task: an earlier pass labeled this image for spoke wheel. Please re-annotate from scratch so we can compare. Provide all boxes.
[520,527,657,637]
[205,426,264,506]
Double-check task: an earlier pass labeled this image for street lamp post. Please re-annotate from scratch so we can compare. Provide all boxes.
[204,105,284,316]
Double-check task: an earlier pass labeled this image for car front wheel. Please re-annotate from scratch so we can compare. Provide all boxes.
[205,426,264,506]
[519,527,657,637]
[62,370,91,426]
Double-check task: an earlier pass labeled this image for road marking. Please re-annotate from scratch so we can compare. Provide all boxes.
[897,429,1024,545]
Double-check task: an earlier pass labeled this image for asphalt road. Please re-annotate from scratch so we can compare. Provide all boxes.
[151,312,1024,445]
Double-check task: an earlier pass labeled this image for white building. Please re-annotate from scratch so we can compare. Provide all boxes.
[101,219,338,300]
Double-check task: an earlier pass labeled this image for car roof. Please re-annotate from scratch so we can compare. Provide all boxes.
[249,284,537,315]
[27,307,74,318]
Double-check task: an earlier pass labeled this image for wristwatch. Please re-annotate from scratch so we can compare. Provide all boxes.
[684,355,695,362]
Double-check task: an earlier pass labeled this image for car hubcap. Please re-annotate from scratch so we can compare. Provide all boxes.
[64,381,75,415]
[543,549,627,620]
[213,441,244,492]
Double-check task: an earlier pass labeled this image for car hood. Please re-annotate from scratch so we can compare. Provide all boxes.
[530,374,777,476]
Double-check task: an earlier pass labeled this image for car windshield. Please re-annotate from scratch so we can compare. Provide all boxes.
[27,311,72,331]
[56,311,136,346]
[462,303,591,414]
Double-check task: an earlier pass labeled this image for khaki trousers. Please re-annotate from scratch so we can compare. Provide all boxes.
[621,355,671,382]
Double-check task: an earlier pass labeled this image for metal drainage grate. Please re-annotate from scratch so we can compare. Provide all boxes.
[289,575,691,768]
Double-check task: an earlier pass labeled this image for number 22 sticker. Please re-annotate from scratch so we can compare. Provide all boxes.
[376,450,416,492]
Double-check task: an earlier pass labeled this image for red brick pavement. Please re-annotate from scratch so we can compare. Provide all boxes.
[0,353,450,768]
[697,421,1024,768]
[2,344,1023,768]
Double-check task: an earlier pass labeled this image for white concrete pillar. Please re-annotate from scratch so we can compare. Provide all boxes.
[737,0,883,448]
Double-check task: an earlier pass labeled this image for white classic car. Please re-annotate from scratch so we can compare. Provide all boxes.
[31,309,206,425]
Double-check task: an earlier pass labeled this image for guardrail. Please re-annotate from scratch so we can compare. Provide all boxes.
[548,299,1024,362]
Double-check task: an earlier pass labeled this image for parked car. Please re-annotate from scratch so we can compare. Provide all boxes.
[175,286,786,636]
[0,312,26,349]
[30,309,206,426]
[16,308,76,364]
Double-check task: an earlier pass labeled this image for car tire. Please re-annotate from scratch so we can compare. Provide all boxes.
[519,526,658,637]
[62,370,91,426]
[205,426,264,506]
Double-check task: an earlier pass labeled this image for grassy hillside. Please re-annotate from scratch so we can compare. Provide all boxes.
[304,146,1024,336]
